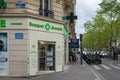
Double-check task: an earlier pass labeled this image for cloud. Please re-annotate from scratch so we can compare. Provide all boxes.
[75,0,102,36]
[117,0,120,2]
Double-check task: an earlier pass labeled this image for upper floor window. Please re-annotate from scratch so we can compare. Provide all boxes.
[39,0,54,18]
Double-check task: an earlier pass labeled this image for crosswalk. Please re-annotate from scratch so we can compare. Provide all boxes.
[92,64,120,70]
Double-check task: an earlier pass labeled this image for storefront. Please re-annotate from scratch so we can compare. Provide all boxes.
[0,17,68,77]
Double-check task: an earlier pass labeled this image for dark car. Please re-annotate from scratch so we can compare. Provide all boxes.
[83,53,102,65]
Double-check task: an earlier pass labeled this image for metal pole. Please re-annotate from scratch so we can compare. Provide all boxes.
[80,34,83,65]
[80,40,83,65]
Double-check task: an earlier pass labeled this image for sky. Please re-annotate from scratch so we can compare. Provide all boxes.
[75,0,102,37]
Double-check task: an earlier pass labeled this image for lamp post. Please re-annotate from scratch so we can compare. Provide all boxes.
[79,34,83,65]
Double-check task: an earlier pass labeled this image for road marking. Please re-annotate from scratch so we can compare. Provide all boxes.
[93,65,101,70]
[109,64,120,69]
[91,67,101,80]
[117,64,120,66]
[100,64,111,70]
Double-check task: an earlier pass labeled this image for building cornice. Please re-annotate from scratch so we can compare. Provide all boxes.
[0,13,65,25]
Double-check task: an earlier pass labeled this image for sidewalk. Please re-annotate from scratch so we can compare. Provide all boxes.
[0,60,102,80]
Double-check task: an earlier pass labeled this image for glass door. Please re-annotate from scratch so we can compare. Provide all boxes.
[38,43,46,70]
[46,44,55,70]
[38,41,55,71]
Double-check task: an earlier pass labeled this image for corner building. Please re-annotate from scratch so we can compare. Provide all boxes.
[0,0,69,77]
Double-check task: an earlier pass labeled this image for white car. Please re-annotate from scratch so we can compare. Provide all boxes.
[99,51,109,58]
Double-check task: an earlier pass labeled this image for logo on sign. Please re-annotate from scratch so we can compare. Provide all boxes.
[15,0,26,8]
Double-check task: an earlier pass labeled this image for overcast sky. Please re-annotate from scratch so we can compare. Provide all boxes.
[75,0,102,37]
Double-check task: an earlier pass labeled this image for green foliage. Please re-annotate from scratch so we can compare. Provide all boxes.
[82,0,120,50]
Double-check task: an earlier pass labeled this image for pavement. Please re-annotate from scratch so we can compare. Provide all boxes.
[0,60,104,80]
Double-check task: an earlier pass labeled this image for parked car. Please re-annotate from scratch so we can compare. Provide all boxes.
[83,53,102,65]
[99,51,109,58]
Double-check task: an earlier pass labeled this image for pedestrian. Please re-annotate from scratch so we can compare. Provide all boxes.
[69,49,73,62]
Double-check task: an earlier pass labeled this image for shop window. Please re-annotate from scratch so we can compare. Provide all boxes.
[0,33,7,52]
[39,0,54,18]
[0,40,4,51]
[38,41,55,71]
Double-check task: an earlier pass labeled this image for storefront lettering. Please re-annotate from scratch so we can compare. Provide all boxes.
[29,22,44,28]
[11,22,23,25]
[51,26,62,31]
[0,20,63,32]
[29,22,63,31]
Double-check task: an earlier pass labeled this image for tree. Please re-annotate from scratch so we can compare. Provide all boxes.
[82,0,120,51]
[83,14,110,51]
[98,0,120,46]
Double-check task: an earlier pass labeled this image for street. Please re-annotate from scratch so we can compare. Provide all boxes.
[91,58,120,80]
[0,61,97,80]
[1,58,120,80]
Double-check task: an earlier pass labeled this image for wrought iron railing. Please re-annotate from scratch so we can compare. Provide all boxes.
[39,9,54,18]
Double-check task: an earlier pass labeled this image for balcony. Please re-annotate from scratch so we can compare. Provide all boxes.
[39,9,54,18]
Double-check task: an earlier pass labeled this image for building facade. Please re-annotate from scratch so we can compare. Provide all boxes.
[62,0,76,39]
[0,0,75,77]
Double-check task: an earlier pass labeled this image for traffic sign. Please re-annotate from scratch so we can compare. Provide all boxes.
[70,39,79,48]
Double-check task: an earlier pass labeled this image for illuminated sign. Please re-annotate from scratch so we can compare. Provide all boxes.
[29,22,63,31]
[0,20,6,28]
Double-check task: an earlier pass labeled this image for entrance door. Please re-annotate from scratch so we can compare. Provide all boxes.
[38,41,55,71]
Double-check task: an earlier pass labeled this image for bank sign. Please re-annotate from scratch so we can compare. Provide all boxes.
[0,19,68,36]
[29,22,63,32]
[0,20,63,32]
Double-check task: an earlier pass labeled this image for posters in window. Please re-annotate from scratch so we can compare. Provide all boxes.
[0,33,8,75]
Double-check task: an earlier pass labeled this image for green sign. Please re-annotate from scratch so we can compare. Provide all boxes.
[45,23,51,31]
[62,12,77,24]
[29,22,62,31]
[0,20,6,28]
[62,16,67,20]
[0,20,68,37]
[63,28,68,37]
[0,0,7,9]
